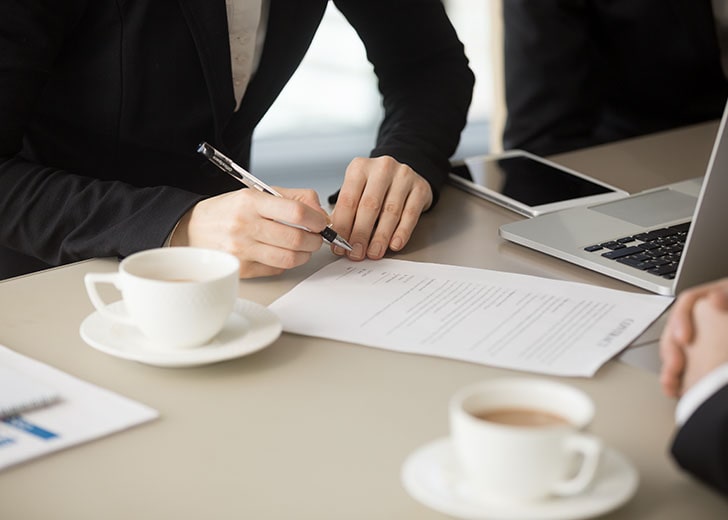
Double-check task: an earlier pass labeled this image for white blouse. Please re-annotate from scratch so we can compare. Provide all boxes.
[225,0,269,110]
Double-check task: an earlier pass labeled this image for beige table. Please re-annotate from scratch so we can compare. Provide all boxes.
[1,123,726,519]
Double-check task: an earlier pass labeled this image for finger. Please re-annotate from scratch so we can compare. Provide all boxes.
[364,166,432,258]
[237,260,285,279]
[335,158,391,260]
[660,349,685,397]
[331,158,368,255]
[277,186,321,206]
[243,240,315,271]
[276,187,330,221]
[254,193,329,236]
[707,288,728,310]
[670,279,728,343]
[389,179,432,252]
[659,340,685,398]
[266,220,325,252]
[668,286,707,345]
[659,315,685,397]
[365,176,411,260]
[230,225,316,275]
[347,177,391,260]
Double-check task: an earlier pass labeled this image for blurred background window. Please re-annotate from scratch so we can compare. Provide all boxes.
[252,0,496,199]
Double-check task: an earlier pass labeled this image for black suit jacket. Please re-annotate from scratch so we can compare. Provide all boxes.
[0,0,473,277]
[502,0,728,156]
[672,383,728,496]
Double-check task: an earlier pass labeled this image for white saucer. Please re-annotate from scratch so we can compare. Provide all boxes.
[401,437,638,520]
[80,299,282,367]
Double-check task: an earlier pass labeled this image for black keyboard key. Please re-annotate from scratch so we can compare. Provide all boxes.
[601,246,644,259]
[662,244,684,254]
[629,253,652,262]
[645,248,667,258]
[585,221,690,279]
[643,258,670,268]
[667,222,691,233]
[633,228,678,242]
[616,257,652,269]
[655,237,677,246]
[648,263,679,276]
[638,242,661,250]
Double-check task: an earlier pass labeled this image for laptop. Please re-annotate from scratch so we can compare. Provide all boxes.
[499,105,728,296]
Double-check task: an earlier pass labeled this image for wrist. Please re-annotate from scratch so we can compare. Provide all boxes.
[676,363,728,425]
[169,210,192,247]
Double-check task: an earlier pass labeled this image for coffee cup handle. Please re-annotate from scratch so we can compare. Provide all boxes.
[84,272,134,325]
[551,434,603,497]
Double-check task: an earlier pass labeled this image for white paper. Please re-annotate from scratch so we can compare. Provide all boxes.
[0,366,60,419]
[269,259,673,377]
[0,345,158,471]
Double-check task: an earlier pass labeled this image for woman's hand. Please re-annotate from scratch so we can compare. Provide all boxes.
[331,156,433,261]
[171,187,329,278]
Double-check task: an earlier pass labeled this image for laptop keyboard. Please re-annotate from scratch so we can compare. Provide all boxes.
[583,222,690,280]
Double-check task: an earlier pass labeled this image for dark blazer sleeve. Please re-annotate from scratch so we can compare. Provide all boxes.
[671,383,728,496]
[0,1,205,268]
[334,0,474,206]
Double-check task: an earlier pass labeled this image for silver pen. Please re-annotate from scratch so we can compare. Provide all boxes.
[197,142,353,252]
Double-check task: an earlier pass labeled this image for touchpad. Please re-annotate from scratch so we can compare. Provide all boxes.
[590,189,697,228]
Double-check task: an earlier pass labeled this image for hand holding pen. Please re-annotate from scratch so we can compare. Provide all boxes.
[167,144,348,278]
[197,142,352,252]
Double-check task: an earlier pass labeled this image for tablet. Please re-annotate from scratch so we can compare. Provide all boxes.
[449,150,628,217]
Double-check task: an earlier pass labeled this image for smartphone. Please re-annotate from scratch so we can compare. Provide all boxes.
[449,150,628,217]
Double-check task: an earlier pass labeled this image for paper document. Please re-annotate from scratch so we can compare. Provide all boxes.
[269,259,673,376]
[0,366,60,419]
[0,345,158,471]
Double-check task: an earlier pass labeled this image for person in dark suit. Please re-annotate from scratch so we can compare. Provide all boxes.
[0,0,474,279]
[502,0,728,156]
[661,278,728,495]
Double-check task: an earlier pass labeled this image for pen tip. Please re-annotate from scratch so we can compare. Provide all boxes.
[337,237,354,252]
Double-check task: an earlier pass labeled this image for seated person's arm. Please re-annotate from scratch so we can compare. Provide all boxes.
[660,285,728,495]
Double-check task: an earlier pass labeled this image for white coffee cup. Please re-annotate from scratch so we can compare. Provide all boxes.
[84,247,240,349]
[449,378,602,504]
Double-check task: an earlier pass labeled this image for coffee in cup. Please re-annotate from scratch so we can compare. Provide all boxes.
[449,378,602,503]
[472,407,571,427]
[84,247,240,349]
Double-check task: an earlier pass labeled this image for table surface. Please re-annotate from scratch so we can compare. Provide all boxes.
[1,122,726,519]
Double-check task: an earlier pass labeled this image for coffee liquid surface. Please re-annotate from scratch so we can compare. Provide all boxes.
[474,407,570,427]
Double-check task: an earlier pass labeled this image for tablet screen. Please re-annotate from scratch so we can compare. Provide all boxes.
[452,155,615,206]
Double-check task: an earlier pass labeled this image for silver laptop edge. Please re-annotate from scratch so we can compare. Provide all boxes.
[499,105,728,296]
[674,106,728,294]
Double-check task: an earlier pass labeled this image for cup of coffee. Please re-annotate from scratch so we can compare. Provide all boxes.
[449,378,602,504]
[84,247,240,349]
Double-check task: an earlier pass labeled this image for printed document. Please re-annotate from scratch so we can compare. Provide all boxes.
[0,366,60,419]
[0,345,158,471]
[269,259,673,376]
